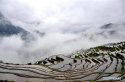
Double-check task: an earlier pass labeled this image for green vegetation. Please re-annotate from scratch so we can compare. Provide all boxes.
[72,41,125,59]
[0,80,14,82]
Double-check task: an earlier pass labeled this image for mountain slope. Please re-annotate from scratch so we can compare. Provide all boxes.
[70,41,125,58]
[0,12,30,40]
[33,41,125,81]
[0,41,125,81]
[0,24,28,36]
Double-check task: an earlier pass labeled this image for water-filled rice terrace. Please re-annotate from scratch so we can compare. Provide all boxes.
[0,42,125,82]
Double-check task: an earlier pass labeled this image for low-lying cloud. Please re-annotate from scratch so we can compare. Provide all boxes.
[0,0,125,64]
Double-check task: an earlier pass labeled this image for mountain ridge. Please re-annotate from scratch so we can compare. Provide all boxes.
[0,41,125,81]
[0,12,32,40]
[35,41,125,68]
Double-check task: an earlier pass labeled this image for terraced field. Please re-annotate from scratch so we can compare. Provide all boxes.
[0,42,125,82]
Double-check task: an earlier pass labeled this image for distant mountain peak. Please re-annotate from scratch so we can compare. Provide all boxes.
[101,23,114,29]
[0,12,11,25]
[0,12,32,40]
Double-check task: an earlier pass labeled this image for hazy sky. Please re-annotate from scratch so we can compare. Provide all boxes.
[0,0,125,26]
[0,0,125,63]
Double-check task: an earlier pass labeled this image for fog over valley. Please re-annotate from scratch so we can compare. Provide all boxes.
[0,0,125,64]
